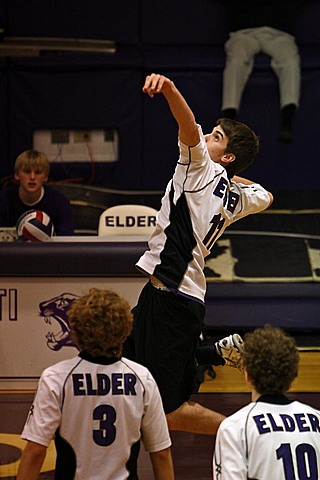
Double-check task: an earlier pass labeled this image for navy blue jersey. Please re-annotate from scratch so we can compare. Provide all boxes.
[0,184,74,235]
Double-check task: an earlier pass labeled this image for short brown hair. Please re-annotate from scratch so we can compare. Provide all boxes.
[14,150,50,177]
[68,288,133,358]
[243,325,299,396]
[217,118,260,178]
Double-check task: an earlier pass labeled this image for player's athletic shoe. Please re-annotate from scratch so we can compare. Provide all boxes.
[215,334,244,372]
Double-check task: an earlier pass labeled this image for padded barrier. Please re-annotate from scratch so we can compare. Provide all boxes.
[205,282,320,331]
[0,240,319,332]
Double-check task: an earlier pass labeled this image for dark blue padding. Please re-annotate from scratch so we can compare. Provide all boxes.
[141,0,228,46]
[141,0,320,73]
[4,0,320,47]
[0,242,319,332]
[295,0,320,46]
[0,241,146,276]
[205,282,320,331]
[5,0,140,44]
[140,0,320,47]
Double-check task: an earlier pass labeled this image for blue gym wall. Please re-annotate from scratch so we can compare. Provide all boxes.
[1,0,320,195]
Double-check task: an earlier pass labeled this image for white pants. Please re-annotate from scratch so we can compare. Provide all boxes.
[222,26,301,111]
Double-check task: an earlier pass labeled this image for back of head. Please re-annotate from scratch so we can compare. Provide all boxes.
[67,288,133,358]
[217,118,260,177]
[243,325,299,396]
[14,150,50,177]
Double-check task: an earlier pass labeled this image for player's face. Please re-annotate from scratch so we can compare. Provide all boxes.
[204,126,229,163]
[15,167,48,195]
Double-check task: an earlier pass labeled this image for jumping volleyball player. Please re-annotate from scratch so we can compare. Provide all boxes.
[124,73,273,435]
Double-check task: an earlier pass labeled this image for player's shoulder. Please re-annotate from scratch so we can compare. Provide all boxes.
[292,400,320,415]
[220,402,257,430]
[42,355,81,378]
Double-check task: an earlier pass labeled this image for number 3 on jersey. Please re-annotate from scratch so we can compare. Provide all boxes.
[93,404,116,446]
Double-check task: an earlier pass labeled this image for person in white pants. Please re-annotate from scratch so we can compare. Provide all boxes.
[221,0,301,143]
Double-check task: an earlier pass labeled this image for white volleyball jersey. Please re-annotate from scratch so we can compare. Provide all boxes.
[136,125,270,302]
[213,396,320,480]
[21,354,171,480]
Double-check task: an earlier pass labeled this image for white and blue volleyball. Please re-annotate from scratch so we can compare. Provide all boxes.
[16,210,54,242]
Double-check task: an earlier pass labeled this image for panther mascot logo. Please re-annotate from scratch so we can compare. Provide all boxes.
[39,293,79,351]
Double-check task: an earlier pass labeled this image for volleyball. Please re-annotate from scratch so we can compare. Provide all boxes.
[16,210,54,242]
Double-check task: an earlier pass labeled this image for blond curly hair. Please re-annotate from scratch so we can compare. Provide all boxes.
[68,288,133,358]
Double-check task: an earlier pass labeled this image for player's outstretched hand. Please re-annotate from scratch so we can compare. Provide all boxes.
[142,73,173,97]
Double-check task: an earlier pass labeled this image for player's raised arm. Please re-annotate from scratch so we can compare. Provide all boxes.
[142,73,199,147]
